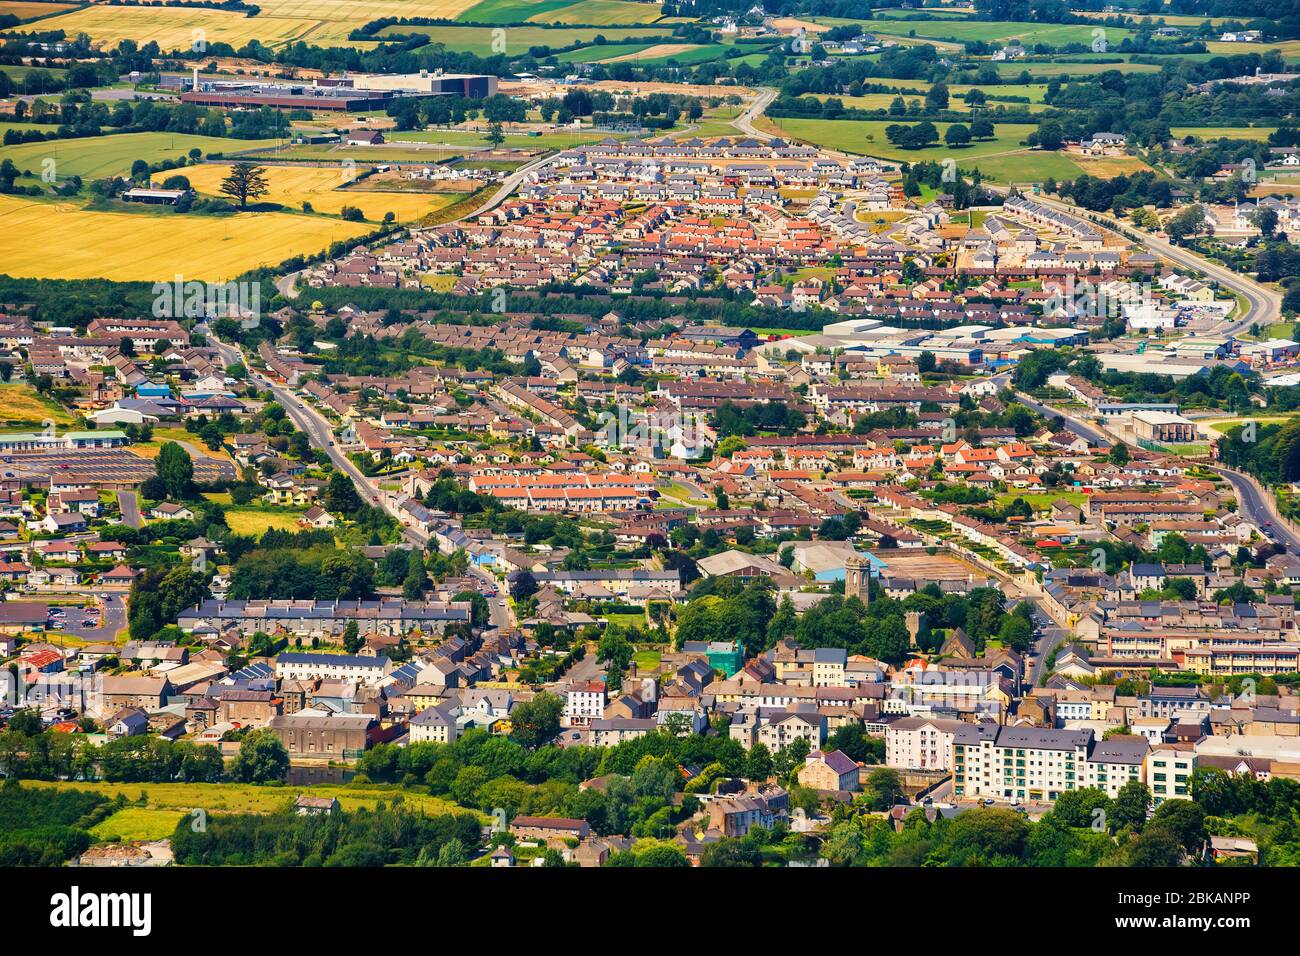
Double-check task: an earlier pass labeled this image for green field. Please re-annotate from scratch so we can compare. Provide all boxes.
[376,23,671,54]
[29,780,479,818]
[91,807,188,842]
[388,127,610,149]
[814,15,1134,48]
[762,116,1036,160]
[0,132,276,181]
[457,0,661,24]
[1171,126,1279,142]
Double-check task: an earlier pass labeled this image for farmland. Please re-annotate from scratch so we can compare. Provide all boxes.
[0,0,75,20]
[183,162,459,222]
[26,780,479,818]
[373,23,674,55]
[457,0,663,24]
[0,132,277,182]
[0,193,368,281]
[0,0,487,50]
[760,116,1037,160]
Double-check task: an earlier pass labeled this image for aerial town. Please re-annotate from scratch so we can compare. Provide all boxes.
[0,0,1298,904]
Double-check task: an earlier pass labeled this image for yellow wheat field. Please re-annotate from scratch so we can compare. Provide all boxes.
[183,162,456,222]
[0,194,369,281]
[2,0,482,50]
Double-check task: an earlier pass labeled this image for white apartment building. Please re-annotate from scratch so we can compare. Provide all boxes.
[1146,743,1197,805]
[886,716,994,771]
[953,726,1148,803]
[564,681,607,728]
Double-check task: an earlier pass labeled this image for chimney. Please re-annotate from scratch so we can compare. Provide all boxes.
[192,66,201,93]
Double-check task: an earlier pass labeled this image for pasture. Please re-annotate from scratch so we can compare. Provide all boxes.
[183,162,457,222]
[761,116,1037,161]
[0,194,368,281]
[456,0,661,24]
[0,131,276,181]
[374,23,672,55]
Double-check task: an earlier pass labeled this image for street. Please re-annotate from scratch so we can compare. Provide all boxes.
[116,490,141,529]
[1208,465,1300,555]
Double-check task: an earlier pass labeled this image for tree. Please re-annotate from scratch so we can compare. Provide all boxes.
[485,121,505,147]
[402,546,428,600]
[509,691,563,748]
[325,471,362,515]
[1108,442,1130,465]
[1165,204,1206,244]
[700,836,762,867]
[218,161,270,210]
[156,441,194,500]
[1149,799,1206,853]
[860,767,902,811]
[945,124,972,148]
[231,728,288,783]
[1110,779,1152,832]
[341,620,361,654]
[1126,825,1184,866]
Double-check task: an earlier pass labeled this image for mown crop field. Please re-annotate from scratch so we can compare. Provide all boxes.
[0,0,76,21]
[183,162,458,222]
[0,131,276,181]
[1,0,485,50]
[0,194,368,281]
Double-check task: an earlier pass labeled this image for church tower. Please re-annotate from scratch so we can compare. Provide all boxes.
[844,554,871,604]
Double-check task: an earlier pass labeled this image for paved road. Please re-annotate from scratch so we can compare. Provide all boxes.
[116,490,141,529]
[1208,465,1300,555]
[209,333,429,548]
[732,87,778,140]
[276,151,562,299]
[1013,390,1110,445]
[994,188,1281,335]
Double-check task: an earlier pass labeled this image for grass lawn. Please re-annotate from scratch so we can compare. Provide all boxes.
[225,507,305,535]
[0,382,75,426]
[602,612,645,629]
[29,780,479,817]
[90,806,187,842]
[633,648,662,669]
[997,490,1086,510]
